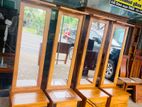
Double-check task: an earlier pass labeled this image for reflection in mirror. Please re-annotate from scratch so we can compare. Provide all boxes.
[80,21,105,85]
[16,6,46,87]
[52,15,79,86]
[104,27,125,84]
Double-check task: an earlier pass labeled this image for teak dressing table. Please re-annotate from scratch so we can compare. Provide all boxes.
[10,0,56,106]
[99,23,130,107]
[75,16,110,107]
[45,7,87,107]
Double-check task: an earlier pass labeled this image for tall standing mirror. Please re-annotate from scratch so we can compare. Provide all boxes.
[52,15,79,86]
[16,6,46,87]
[76,17,109,88]
[11,1,52,92]
[47,8,84,89]
[100,23,129,87]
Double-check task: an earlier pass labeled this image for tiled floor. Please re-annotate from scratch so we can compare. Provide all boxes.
[0,97,142,107]
[128,98,142,107]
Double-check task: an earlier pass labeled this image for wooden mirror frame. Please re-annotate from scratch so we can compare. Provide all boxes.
[46,7,88,90]
[76,16,109,89]
[100,23,129,88]
[11,0,56,93]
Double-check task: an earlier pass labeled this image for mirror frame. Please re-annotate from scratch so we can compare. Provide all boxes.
[76,16,109,89]
[99,23,129,88]
[11,0,56,93]
[46,7,87,90]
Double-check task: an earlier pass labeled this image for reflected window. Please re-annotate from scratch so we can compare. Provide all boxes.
[80,21,105,84]
[52,15,79,86]
[105,27,125,83]
[16,6,46,87]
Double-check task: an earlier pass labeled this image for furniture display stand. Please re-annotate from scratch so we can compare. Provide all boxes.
[45,7,87,107]
[74,16,110,107]
[99,23,130,107]
[119,56,142,103]
[10,0,56,106]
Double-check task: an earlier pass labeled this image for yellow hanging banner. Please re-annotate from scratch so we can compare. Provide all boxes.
[110,0,142,14]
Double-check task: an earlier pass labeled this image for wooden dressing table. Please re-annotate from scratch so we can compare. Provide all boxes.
[45,7,87,107]
[99,23,130,107]
[74,16,109,107]
[10,0,56,106]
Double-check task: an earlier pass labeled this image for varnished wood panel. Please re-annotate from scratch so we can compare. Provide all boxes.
[10,90,49,107]
[76,88,108,107]
[101,87,130,107]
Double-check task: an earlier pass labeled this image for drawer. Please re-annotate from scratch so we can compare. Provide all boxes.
[111,96,129,104]
[89,97,107,107]
[110,103,128,107]
[56,101,77,107]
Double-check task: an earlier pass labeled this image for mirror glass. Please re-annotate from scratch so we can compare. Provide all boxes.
[80,20,105,85]
[51,15,79,86]
[104,27,125,84]
[16,6,46,87]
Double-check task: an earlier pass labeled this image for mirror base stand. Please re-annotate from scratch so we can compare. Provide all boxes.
[100,87,130,107]
[45,88,81,107]
[10,89,49,107]
[75,87,109,107]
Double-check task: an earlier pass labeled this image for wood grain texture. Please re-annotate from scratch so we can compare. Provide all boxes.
[75,88,109,107]
[10,90,49,107]
[101,87,130,107]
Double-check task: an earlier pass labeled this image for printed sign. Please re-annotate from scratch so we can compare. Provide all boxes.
[110,0,142,14]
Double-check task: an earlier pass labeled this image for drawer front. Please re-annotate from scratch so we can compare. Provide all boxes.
[56,101,77,107]
[89,97,107,107]
[111,96,129,104]
[110,103,128,107]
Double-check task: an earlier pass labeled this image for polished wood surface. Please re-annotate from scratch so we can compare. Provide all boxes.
[77,87,108,99]
[134,85,142,103]
[130,56,142,78]
[101,87,130,97]
[46,89,81,103]
[10,90,49,107]
[119,56,142,91]
[120,55,129,78]
[101,87,130,107]
[76,88,108,107]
